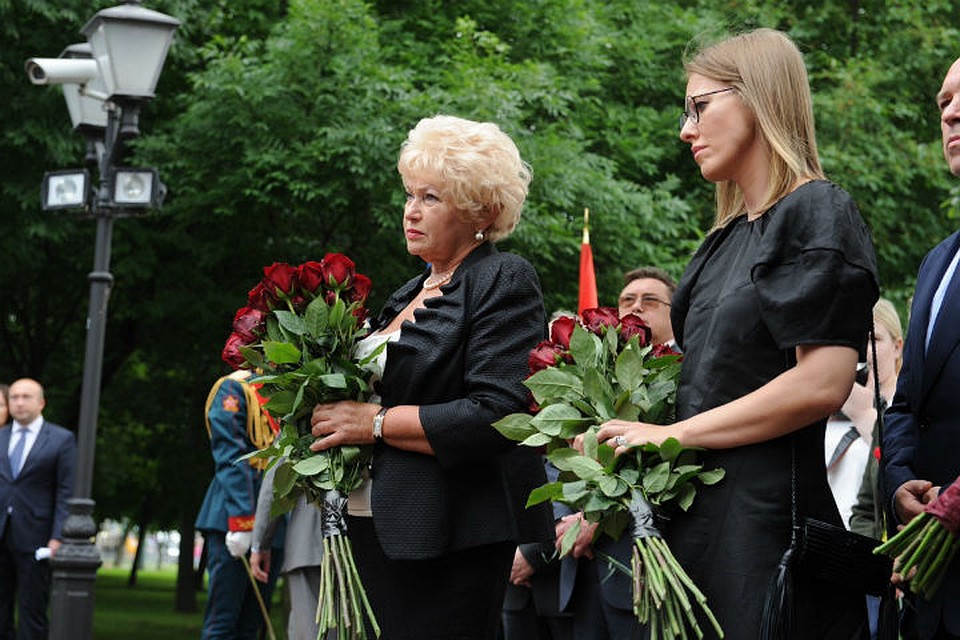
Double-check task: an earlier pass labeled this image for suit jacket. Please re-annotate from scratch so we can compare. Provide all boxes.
[195,377,263,534]
[252,463,317,573]
[0,421,77,552]
[884,229,960,636]
[369,243,553,560]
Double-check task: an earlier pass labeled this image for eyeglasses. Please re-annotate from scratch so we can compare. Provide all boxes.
[618,294,671,311]
[679,87,736,131]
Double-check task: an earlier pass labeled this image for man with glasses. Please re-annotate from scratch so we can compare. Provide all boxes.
[617,266,677,347]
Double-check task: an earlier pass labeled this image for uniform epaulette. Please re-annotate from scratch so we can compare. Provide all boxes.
[203,373,276,470]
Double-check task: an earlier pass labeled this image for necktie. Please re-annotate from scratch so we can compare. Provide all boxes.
[9,427,28,478]
[828,425,861,470]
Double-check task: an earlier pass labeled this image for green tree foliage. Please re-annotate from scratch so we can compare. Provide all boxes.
[2,0,958,605]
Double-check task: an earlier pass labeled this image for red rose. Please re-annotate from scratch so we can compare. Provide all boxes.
[528,340,564,374]
[263,262,298,301]
[221,332,249,370]
[297,261,326,295]
[581,307,620,335]
[232,307,265,343]
[651,343,682,359]
[351,305,369,327]
[322,253,356,288]
[247,282,270,312]
[550,315,577,349]
[619,313,651,347]
[349,273,372,304]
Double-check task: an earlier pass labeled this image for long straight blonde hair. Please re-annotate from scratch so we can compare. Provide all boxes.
[685,29,825,228]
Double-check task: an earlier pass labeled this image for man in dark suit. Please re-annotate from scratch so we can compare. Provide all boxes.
[0,378,77,639]
[883,55,960,640]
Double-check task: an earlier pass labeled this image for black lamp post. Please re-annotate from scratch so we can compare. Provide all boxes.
[25,3,179,639]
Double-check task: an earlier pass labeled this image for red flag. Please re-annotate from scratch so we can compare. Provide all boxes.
[578,208,598,315]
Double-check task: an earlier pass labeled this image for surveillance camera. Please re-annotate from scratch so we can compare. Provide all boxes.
[24,58,98,86]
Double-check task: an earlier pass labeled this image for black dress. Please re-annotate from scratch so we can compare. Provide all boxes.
[668,181,879,640]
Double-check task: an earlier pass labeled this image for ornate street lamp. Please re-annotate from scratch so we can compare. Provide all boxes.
[25,3,179,639]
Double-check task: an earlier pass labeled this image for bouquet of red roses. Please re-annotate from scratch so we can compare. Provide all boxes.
[874,477,960,600]
[226,254,380,639]
[493,308,724,639]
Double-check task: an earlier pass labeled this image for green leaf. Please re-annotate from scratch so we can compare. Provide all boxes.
[525,367,584,405]
[549,448,604,481]
[304,297,330,337]
[643,460,671,494]
[275,310,307,336]
[569,325,602,371]
[615,343,645,392]
[698,467,726,485]
[493,413,538,442]
[262,340,302,365]
[598,474,628,498]
[561,479,589,503]
[264,389,296,416]
[676,483,697,511]
[526,481,564,506]
[292,454,330,476]
[274,462,298,497]
[559,519,581,558]
[658,437,682,463]
[582,368,615,421]
[521,432,554,447]
[531,403,588,437]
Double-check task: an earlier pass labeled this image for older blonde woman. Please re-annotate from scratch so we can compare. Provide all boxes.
[310,115,550,639]
[595,30,879,638]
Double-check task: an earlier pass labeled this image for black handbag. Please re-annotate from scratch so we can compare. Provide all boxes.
[760,330,894,639]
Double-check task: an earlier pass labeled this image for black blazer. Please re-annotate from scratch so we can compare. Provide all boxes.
[369,243,553,560]
[0,421,77,552]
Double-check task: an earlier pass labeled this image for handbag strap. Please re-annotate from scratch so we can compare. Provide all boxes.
[788,327,879,538]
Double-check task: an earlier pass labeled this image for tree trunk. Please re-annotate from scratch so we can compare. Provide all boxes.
[127,497,152,587]
[175,510,199,613]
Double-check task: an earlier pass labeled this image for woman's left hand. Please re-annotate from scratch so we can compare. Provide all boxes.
[589,419,681,455]
[309,400,380,451]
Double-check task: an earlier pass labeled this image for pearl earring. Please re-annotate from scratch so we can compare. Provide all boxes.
[474,229,485,242]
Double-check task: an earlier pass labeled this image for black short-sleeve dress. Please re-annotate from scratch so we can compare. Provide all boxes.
[668,180,879,640]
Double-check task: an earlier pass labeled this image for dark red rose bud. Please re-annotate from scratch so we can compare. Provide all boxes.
[297,261,326,295]
[247,282,270,312]
[581,307,620,334]
[528,340,564,374]
[324,289,338,305]
[222,332,249,370]
[619,313,652,347]
[651,343,682,359]
[925,481,960,535]
[232,307,266,342]
[321,253,356,288]
[263,262,298,301]
[550,315,577,350]
[350,273,372,303]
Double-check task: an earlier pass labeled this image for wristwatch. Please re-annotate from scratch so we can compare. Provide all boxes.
[372,407,387,440]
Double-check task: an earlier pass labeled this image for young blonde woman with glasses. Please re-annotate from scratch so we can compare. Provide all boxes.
[595,29,879,639]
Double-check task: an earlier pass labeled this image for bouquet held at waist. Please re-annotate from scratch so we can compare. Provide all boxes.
[224,254,381,639]
[493,308,725,639]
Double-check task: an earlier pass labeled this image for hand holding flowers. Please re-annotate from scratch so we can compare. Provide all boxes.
[225,254,381,639]
[875,477,960,600]
[493,308,724,639]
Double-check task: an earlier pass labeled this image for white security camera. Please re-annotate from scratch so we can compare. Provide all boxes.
[25,58,98,86]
